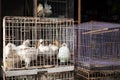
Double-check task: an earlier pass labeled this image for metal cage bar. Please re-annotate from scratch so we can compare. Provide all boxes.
[75,21,120,80]
[76,21,120,70]
[76,67,120,80]
[5,71,74,80]
[3,16,74,71]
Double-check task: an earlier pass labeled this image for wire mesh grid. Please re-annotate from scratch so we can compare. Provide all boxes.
[75,67,120,80]
[3,16,74,71]
[38,71,74,80]
[5,75,36,80]
[5,71,74,80]
[75,21,120,70]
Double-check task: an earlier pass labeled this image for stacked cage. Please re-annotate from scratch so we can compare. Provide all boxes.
[37,71,74,80]
[3,16,74,80]
[75,21,120,80]
[5,70,74,80]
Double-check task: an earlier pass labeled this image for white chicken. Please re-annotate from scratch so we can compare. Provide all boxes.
[5,43,17,58]
[16,39,30,61]
[4,43,20,69]
[39,39,59,55]
[17,39,31,49]
[52,39,61,48]
[44,2,52,17]
[38,39,59,64]
[49,43,59,55]
[17,47,38,68]
[38,39,51,55]
[37,3,44,17]
[57,43,71,63]
[16,39,38,68]
[37,2,52,17]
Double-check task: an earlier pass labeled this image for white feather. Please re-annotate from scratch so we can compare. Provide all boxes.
[44,45,51,55]
[37,3,44,17]
[49,44,59,55]
[38,44,45,54]
[5,43,17,58]
[17,39,30,49]
[4,43,20,69]
[38,39,49,53]
[44,2,52,16]
[16,39,30,61]
[37,2,52,17]
[38,39,54,56]
[57,43,70,63]
[17,47,38,67]
[38,39,46,54]
[38,39,55,63]
[16,39,38,67]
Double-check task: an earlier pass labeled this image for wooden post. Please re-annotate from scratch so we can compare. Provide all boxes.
[34,0,37,17]
[0,0,2,57]
[77,0,81,65]
[33,0,37,47]
[78,0,81,25]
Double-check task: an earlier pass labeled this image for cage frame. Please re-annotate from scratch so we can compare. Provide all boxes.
[3,16,75,73]
[4,70,74,80]
[75,21,120,80]
[75,67,120,80]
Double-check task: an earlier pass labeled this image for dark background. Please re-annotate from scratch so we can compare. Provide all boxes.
[81,0,120,22]
[1,0,120,24]
[74,0,120,23]
[1,0,120,22]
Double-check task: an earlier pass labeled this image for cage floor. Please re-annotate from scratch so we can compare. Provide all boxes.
[77,57,120,70]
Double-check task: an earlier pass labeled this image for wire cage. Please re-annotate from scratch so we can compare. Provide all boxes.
[75,21,120,80]
[75,68,120,80]
[37,0,74,18]
[3,16,74,71]
[74,21,120,80]
[75,21,120,70]
[5,75,36,80]
[4,71,74,80]
[38,71,74,80]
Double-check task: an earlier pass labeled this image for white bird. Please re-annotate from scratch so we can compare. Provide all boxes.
[4,43,20,69]
[38,39,57,64]
[17,39,31,49]
[44,2,52,17]
[57,43,71,63]
[49,43,59,55]
[5,43,17,58]
[37,2,52,17]
[37,3,44,17]
[38,39,46,54]
[15,39,31,60]
[15,39,30,60]
[43,41,51,55]
[17,47,38,68]
[38,39,51,55]
[16,39,38,68]
[52,39,61,48]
